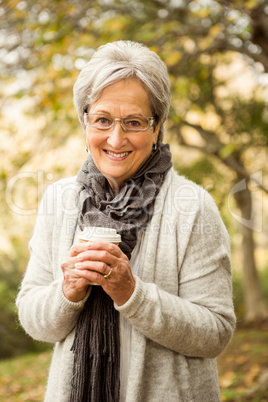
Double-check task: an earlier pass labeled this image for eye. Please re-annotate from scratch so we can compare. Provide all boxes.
[129,120,141,127]
[90,114,113,127]
[124,117,144,129]
[97,117,110,125]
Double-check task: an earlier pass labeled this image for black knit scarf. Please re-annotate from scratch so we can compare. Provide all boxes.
[70,142,172,402]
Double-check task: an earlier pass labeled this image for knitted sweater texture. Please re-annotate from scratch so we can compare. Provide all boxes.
[16,168,236,401]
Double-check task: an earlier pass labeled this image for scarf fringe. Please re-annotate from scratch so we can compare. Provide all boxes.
[70,287,120,402]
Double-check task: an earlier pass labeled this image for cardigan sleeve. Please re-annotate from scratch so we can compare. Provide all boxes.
[115,190,236,359]
[16,180,90,343]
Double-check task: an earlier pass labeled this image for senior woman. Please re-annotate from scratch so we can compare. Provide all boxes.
[16,40,235,402]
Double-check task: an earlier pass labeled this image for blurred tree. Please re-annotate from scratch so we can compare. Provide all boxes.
[1,0,268,324]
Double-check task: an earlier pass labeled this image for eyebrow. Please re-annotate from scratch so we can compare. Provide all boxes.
[91,110,145,117]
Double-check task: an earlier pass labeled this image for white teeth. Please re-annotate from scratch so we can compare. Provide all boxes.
[106,150,130,158]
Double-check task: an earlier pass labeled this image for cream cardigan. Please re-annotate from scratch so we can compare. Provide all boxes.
[16,168,236,401]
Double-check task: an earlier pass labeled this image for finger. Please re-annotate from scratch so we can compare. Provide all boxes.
[62,265,79,278]
[74,267,107,286]
[84,241,122,257]
[61,255,80,270]
[69,242,93,257]
[76,249,118,266]
[103,268,112,280]
[62,272,92,302]
[75,260,111,277]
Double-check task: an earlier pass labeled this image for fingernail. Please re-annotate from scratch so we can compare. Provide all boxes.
[75,263,82,269]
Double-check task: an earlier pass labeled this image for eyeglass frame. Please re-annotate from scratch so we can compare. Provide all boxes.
[83,112,155,132]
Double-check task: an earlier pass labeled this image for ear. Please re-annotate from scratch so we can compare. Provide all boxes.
[83,113,88,127]
[153,122,161,144]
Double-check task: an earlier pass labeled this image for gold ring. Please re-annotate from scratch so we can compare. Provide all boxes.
[103,269,112,279]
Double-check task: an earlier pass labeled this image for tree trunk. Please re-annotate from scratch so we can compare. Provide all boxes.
[234,180,268,323]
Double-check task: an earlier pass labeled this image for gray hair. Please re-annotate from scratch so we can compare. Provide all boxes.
[73,40,171,142]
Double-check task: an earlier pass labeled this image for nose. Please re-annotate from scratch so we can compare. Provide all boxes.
[106,120,128,149]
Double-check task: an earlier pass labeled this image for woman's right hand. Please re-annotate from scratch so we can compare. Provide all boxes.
[61,243,92,302]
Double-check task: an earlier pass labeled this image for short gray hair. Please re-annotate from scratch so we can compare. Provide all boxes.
[73,40,170,142]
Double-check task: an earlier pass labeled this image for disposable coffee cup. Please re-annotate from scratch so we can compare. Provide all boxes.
[77,227,121,285]
[78,226,121,245]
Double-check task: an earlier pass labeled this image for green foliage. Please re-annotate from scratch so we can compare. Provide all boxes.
[260,267,268,303]
[0,350,52,399]
[0,270,50,359]
[232,270,245,324]
[0,0,267,355]
[174,156,220,186]
[232,266,268,324]
[2,0,268,170]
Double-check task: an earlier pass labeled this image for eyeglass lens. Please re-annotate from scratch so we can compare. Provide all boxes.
[86,114,153,131]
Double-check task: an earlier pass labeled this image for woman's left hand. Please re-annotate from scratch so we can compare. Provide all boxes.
[73,241,136,306]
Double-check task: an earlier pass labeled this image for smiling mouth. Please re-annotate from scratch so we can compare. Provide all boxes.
[104,150,132,158]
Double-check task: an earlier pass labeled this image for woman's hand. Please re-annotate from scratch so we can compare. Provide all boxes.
[70,241,136,306]
[61,243,93,302]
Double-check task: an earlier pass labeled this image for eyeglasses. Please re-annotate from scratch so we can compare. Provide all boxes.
[84,113,155,132]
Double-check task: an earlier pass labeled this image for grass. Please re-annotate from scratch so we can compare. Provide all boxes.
[218,329,268,401]
[0,329,267,401]
[0,351,52,401]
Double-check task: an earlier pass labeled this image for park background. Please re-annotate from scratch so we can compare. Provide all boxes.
[0,0,268,400]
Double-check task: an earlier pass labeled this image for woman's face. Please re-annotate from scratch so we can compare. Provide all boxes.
[85,78,160,190]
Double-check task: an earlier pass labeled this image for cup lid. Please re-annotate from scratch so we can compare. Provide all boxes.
[78,226,121,243]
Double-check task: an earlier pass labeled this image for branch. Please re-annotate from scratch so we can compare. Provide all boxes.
[168,44,220,74]
[222,42,268,73]
[166,36,268,74]
[171,122,268,194]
